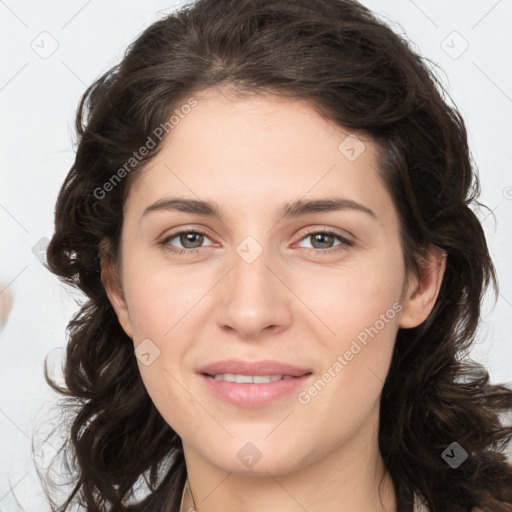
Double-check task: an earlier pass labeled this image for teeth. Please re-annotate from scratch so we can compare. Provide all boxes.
[212,373,295,383]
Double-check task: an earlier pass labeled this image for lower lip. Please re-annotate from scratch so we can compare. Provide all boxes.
[200,374,313,408]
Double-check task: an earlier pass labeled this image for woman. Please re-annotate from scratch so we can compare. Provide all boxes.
[42,0,512,510]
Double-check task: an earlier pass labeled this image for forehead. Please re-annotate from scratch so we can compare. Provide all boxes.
[124,88,396,226]
[161,88,370,163]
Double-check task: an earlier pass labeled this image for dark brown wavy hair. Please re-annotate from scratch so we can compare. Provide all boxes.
[40,0,512,510]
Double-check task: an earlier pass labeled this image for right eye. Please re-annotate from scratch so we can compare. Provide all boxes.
[159,229,215,255]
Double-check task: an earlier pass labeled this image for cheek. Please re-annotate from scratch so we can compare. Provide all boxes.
[291,248,404,397]
[121,261,206,433]
[122,253,207,340]
[292,246,404,338]
[292,291,400,444]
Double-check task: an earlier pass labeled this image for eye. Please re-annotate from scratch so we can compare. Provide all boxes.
[296,228,353,254]
[158,228,215,255]
[158,227,354,256]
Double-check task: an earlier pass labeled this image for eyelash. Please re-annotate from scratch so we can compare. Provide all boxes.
[158,228,354,256]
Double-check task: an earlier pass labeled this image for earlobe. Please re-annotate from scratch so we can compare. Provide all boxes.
[399,246,447,329]
[99,238,133,339]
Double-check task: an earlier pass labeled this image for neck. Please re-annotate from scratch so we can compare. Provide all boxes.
[181,405,397,512]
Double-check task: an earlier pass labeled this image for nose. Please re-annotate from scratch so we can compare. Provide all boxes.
[215,243,293,340]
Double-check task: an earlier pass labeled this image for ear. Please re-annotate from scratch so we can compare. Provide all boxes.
[99,238,133,339]
[399,245,447,329]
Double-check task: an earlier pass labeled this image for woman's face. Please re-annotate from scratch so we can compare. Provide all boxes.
[103,87,442,476]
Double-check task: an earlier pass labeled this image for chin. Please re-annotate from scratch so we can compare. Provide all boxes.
[201,440,311,476]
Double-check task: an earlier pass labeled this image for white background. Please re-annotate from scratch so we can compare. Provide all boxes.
[0,1,511,510]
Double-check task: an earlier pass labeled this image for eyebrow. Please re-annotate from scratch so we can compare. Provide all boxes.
[141,197,377,221]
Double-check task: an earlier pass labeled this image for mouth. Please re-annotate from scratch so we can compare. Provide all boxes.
[197,360,314,408]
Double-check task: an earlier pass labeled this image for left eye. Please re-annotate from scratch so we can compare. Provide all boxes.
[296,230,353,251]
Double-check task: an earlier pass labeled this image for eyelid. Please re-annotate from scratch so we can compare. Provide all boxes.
[158,224,213,239]
[298,226,354,243]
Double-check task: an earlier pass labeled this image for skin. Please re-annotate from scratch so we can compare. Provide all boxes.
[101,87,446,512]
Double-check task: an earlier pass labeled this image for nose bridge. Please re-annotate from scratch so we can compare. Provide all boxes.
[233,236,272,296]
[216,231,291,337]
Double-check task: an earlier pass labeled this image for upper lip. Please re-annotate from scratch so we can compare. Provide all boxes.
[197,359,312,377]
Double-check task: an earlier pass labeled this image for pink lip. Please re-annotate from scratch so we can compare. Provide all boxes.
[197,359,311,377]
[197,359,313,408]
[200,373,313,408]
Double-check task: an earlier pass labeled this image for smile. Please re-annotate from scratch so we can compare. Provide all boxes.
[208,373,296,383]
